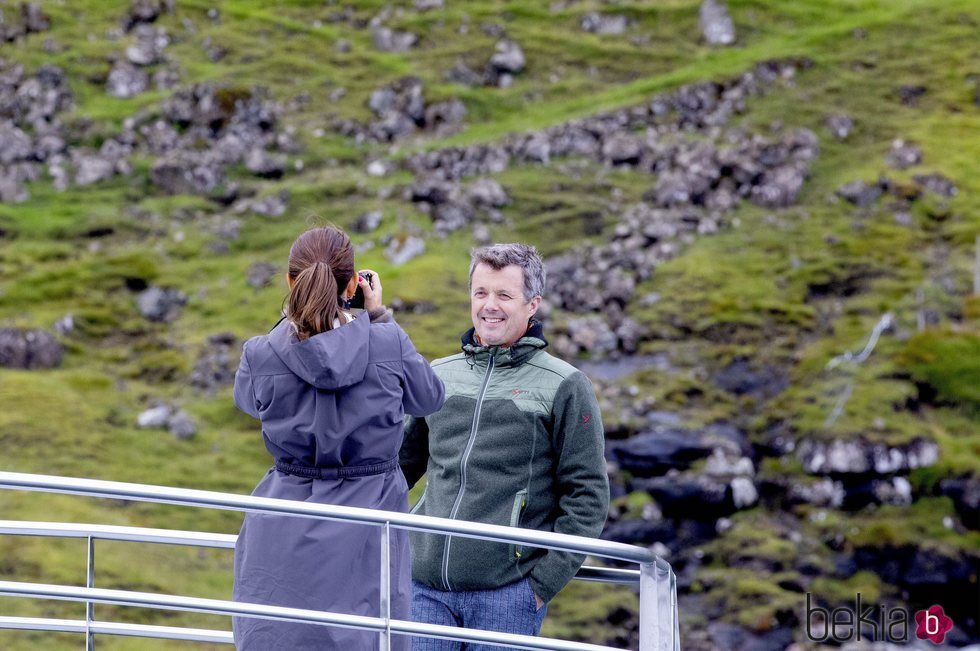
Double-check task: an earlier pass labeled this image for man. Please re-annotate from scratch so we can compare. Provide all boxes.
[400,243,609,649]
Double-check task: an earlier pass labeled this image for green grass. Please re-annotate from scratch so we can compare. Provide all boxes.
[0,0,978,647]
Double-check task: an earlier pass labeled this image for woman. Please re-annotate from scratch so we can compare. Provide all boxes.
[231,226,444,650]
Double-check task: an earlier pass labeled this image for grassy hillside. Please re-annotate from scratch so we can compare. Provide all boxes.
[0,0,977,648]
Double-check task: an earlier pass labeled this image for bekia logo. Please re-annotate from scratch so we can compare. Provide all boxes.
[915,605,953,644]
[806,593,954,644]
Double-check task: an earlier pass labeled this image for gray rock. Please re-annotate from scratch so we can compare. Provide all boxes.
[467,178,509,208]
[884,139,922,169]
[372,27,418,52]
[750,165,806,207]
[167,410,197,440]
[413,0,443,9]
[246,262,278,289]
[137,286,188,322]
[581,12,629,35]
[729,477,758,508]
[137,405,171,428]
[0,328,64,369]
[826,114,854,140]
[21,3,51,33]
[601,133,644,166]
[789,478,845,507]
[798,438,940,476]
[352,210,384,234]
[126,25,168,66]
[73,153,116,186]
[244,148,286,178]
[0,122,33,164]
[567,316,619,356]
[384,235,426,266]
[0,172,28,203]
[106,61,149,98]
[699,0,736,46]
[123,0,167,32]
[448,61,483,87]
[190,332,237,390]
[489,39,526,74]
[912,172,957,197]
[836,179,881,206]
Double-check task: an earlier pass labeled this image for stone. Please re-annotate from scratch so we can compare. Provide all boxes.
[372,27,417,52]
[884,139,922,169]
[826,114,853,140]
[167,410,197,439]
[137,286,188,322]
[836,179,881,206]
[0,123,35,166]
[244,148,286,178]
[123,0,166,31]
[351,210,384,234]
[73,153,116,186]
[414,0,443,9]
[489,39,525,74]
[384,235,426,266]
[246,262,278,289]
[126,25,168,66]
[190,332,237,390]
[106,61,149,98]
[608,430,713,476]
[137,405,172,428]
[0,328,64,369]
[581,12,629,35]
[466,178,509,208]
[913,172,957,198]
[699,0,736,46]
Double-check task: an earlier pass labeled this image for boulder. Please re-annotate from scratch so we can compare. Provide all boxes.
[106,61,149,98]
[137,286,188,322]
[581,12,629,36]
[489,39,525,74]
[608,430,713,476]
[0,328,64,369]
[699,0,736,45]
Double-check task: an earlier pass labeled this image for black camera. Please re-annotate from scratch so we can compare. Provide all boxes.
[349,272,374,309]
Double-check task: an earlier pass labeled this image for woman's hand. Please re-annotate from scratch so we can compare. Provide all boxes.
[357,269,383,312]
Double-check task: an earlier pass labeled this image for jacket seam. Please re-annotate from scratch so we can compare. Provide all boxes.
[524,360,575,381]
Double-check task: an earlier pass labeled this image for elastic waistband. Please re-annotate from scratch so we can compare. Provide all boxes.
[274,456,399,480]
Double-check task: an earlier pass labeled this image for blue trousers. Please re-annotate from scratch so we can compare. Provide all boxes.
[411,579,548,650]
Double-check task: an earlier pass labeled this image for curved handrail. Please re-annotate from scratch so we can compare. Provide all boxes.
[0,471,658,565]
[0,581,617,651]
[0,472,680,650]
[0,520,641,585]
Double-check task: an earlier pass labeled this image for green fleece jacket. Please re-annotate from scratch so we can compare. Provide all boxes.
[400,322,609,603]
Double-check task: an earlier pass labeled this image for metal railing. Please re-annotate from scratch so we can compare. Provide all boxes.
[0,471,679,650]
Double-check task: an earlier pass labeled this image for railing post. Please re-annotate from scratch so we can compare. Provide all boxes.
[379,521,391,651]
[638,561,658,651]
[85,535,95,651]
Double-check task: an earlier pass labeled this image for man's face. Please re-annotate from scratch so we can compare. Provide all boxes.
[470,263,541,348]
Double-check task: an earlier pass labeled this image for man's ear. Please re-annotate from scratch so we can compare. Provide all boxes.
[527,296,542,317]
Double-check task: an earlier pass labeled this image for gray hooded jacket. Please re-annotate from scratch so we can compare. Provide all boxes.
[232,313,444,650]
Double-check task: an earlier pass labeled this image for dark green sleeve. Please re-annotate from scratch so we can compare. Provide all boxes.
[528,371,610,603]
[400,414,430,489]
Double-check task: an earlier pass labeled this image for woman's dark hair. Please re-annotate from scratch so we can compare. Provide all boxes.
[286,226,354,341]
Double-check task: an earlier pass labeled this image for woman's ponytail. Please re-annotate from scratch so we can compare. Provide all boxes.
[285,226,355,341]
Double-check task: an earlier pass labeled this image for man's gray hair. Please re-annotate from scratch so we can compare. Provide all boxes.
[469,243,546,302]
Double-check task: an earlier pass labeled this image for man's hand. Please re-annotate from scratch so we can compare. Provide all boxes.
[534,592,544,611]
[357,268,383,312]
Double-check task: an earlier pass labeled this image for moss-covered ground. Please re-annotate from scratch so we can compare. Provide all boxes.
[0,0,977,647]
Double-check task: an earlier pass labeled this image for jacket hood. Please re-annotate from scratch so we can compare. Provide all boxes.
[461,319,547,367]
[268,314,370,390]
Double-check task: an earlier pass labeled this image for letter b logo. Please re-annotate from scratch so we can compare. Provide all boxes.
[915,605,953,644]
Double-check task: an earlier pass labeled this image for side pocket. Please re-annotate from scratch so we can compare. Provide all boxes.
[508,489,528,560]
[410,489,427,515]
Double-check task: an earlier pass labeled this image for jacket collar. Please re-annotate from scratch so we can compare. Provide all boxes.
[460,320,547,368]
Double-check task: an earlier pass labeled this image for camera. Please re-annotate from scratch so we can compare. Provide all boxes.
[349,272,374,309]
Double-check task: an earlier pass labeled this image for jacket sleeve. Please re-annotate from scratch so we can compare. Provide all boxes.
[528,371,610,603]
[399,414,430,489]
[233,340,260,419]
[398,328,445,417]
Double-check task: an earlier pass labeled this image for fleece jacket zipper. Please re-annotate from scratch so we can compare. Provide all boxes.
[441,354,495,590]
